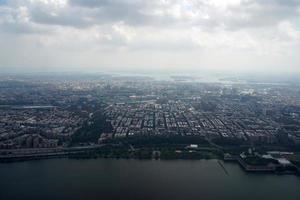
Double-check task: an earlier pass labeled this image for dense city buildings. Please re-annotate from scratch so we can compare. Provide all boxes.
[0,74,299,174]
[2,74,299,146]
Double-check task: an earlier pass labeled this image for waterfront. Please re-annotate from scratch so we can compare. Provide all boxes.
[0,159,299,200]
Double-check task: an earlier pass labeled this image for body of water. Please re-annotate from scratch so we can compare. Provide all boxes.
[0,159,299,200]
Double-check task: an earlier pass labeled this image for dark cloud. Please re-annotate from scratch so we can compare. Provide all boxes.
[210,0,300,30]
[255,0,300,6]
[2,0,298,32]
[0,1,299,72]
[30,7,92,28]
[23,0,170,28]
[68,0,151,25]
[70,0,142,8]
[0,6,48,34]
[69,0,300,31]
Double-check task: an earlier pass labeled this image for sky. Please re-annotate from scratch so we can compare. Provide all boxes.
[0,0,299,74]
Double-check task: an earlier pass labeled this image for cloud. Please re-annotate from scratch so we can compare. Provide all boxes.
[0,0,299,72]
[0,5,49,34]
[2,0,300,30]
[222,0,300,29]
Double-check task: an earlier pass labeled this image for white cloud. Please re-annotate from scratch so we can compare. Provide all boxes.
[278,21,300,40]
[0,0,299,73]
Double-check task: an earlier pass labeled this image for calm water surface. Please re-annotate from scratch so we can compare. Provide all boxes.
[0,159,299,200]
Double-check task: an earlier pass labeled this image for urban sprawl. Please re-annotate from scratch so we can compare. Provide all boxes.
[0,74,299,175]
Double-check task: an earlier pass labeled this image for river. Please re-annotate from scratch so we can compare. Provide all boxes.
[0,159,299,200]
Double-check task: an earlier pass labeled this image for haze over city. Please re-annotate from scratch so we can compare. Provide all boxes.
[0,0,299,74]
[1,1,300,200]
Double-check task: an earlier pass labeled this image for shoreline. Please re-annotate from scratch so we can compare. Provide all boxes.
[1,149,299,177]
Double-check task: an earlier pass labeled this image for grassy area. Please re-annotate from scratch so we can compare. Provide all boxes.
[68,146,222,160]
